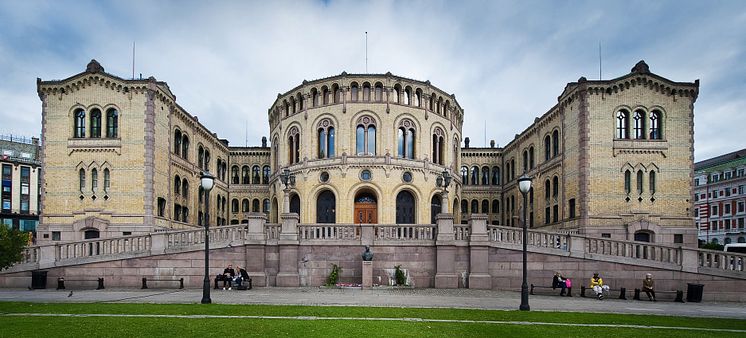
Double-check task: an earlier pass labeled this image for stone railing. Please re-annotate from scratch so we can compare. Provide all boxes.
[299,224,359,240]
[698,249,746,272]
[166,225,246,250]
[266,223,281,240]
[56,235,152,260]
[454,225,470,241]
[375,224,436,241]
[487,225,569,251]
[584,236,681,266]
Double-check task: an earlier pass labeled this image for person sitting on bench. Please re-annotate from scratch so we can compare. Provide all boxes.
[589,272,610,300]
[642,273,656,301]
[234,265,251,289]
[552,271,567,296]
[222,264,235,290]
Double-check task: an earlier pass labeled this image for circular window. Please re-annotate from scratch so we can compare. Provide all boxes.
[402,171,413,183]
[320,171,330,183]
[360,169,372,181]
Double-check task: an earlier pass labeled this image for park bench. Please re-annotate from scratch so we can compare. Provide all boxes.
[580,285,627,300]
[141,277,184,289]
[633,288,684,302]
[214,274,252,290]
[57,277,105,290]
[530,284,572,297]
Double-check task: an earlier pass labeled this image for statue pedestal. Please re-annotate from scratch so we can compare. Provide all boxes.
[362,261,372,289]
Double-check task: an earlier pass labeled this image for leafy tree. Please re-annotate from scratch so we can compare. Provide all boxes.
[699,241,724,251]
[0,226,30,270]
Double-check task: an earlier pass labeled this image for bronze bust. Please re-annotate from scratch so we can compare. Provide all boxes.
[362,246,373,261]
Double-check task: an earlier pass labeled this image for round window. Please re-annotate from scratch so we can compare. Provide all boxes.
[402,171,413,183]
[360,169,372,181]
[320,171,330,183]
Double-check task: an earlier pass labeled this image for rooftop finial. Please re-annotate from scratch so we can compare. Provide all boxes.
[86,59,104,73]
[631,60,650,74]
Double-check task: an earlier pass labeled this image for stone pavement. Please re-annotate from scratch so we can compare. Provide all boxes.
[1,287,745,319]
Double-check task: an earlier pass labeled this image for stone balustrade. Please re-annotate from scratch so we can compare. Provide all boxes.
[584,236,682,266]
[453,225,470,241]
[698,249,746,272]
[266,223,281,240]
[374,224,436,241]
[299,224,359,240]
[487,225,568,251]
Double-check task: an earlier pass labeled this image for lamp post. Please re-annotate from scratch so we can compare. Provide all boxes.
[200,171,215,304]
[279,168,295,214]
[517,174,532,311]
[436,170,452,214]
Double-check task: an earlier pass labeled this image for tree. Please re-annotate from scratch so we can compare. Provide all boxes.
[0,226,30,270]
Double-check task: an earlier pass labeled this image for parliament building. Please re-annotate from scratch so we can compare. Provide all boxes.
[35,59,699,246]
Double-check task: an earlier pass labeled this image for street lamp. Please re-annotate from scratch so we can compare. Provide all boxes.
[200,171,215,304]
[436,170,452,213]
[279,168,295,214]
[517,174,532,311]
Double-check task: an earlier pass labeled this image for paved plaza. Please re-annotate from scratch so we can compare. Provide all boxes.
[1,287,744,319]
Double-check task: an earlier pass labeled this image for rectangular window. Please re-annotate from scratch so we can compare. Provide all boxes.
[674,234,683,244]
[694,209,699,217]
[738,202,745,213]
[694,194,699,201]
[19,166,30,214]
[712,205,719,216]
[739,218,744,228]
[725,219,731,229]
[694,178,700,186]
[1,164,11,212]
[725,188,731,197]
[601,233,611,238]
[725,204,731,215]
[739,185,744,195]
[711,190,717,198]
[568,198,576,219]
[711,220,717,229]
[552,205,559,223]
[52,231,61,241]
[725,172,732,180]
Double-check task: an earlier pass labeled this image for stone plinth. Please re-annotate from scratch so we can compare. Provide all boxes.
[362,261,372,289]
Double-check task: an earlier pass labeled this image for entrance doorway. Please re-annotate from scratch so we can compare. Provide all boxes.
[316,190,336,223]
[354,192,377,224]
[396,190,415,224]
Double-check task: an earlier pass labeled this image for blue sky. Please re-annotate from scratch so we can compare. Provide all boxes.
[1,0,745,161]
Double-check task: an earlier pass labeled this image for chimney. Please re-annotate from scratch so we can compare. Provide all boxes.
[261,136,267,148]
[490,140,495,148]
[464,137,470,148]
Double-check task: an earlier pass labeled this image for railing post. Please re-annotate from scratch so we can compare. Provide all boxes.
[150,232,167,255]
[680,247,699,273]
[567,234,585,257]
[468,214,491,289]
[435,212,458,288]
[246,212,268,287]
[277,213,300,287]
[38,244,57,269]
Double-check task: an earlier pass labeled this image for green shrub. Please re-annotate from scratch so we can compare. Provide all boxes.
[325,263,341,286]
[394,265,407,286]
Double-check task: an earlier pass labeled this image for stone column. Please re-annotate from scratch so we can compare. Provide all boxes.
[441,190,449,214]
[435,213,458,288]
[277,212,300,286]
[680,247,699,273]
[362,261,373,289]
[246,212,268,286]
[468,214,491,289]
[149,232,167,255]
[38,244,56,270]
[283,188,290,215]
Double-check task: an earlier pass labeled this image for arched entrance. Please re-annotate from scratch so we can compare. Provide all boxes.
[354,191,377,224]
[430,195,441,224]
[396,190,416,224]
[316,190,336,223]
[290,193,300,214]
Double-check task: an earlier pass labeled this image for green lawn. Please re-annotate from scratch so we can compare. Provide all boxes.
[0,302,744,337]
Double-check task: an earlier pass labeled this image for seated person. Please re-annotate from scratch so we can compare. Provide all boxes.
[589,272,610,300]
[642,273,656,301]
[222,264,235,290]
[234,265,251,288]
[552,271,567,296]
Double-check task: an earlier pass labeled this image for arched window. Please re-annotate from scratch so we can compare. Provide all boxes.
[311,88,319,107]
[461,166,469,185]
[297,93,304,111]
[471,166,479,185]
[649,110,662,139]
[481,166,489,185]
[432,127,445,165]
[317,119,335,159]
[351,83,359,101]
[363,82,371,101]
[231,165,239,184]
[492,199,500,213]
[637,170,644,195]
[649,170,656,195]
[174,175,181,195]
[529,146,535,169]
[522,150,528,173]
[552,130,559,157]
[397,119,416,159]
[289,97,296,115]
[287,127,300,164]
[492,166,500,185]
[263,199,270,214]
[252,165,260,184]
[252,199,260,212]
[356,116,376,155]
[634,231,651,243]
[471,200,479,214]
[198,146,204,169]
[283,100,289,116]
[552,176,559,199]
[174,129,182,156]
[181,135,189,161]
[404,87,412,105]
[91,168,98,193]
[544,135,551,161]
[482,200,489,215]
[545,179,551,202]
[633,110,645,139]
[233,199,240,213]
[505,161,511,183]
[415,89,422,107]
[317,190,336,223]
[106,108,118,138]
[272,137,279,172]
[624,170,632,195]
[290,194,300,214]
[395,190,416,224]
[460,199,468,215]
[262,166,270,184]
[182,179,189,199]
[616,110,629,139]
[430,195,442,225]
[511,159,516,181]
[103,168,110,192]
[90,109,102,138]
[242,166,250,184]
[374,83,383,102]
[74,109,86,138]
[321,86,329,105]
[332,84,341,103]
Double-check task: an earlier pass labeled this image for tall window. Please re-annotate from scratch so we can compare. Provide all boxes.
[311,88,319,107]
[174,176,181,195]
[616,110,629,139]
[404,87,411,105]
[79,169,85,192]
[103,168,110,193]
[544,135,551,161]
[287,126,300,164]
[649,171,656,194]
[263,199,270,215]
[90,109,101,138]
[649,110,661,139]
[552,130,559,157]
[356,116,376,156]
[297,93,304,111]
[552,176,559,200]
[231,166,239,184]
[351,83,359,101]
[106,108,118,138]
[415,89,422,107]
[471,200,479,214]
[174,129,182,156]
[397,119,416,159]
[471,166,479,185]
[491,166,500,185]
[374,83,383,102]
[74,109,86,138]
[182,135,189,161]
[529,146,535,169]
[198,146,204,169]
[461,166,468,185]
[322,86,329,105]
[637,170,644,195]
[232,199,239,213]
[252,199,260,212]
[482,166,489,185]
[624,170,632,195]
[252,165,260,184]
[91,168,98,193]
[333,84,341,103]
[363,83,371,101]
[242,199,249,213]
[262,166,270,184]
[432,127,445,165]
[317,119,335,159]
[242,166,250,184]
[522,150,528,173]
[182,179,189,199]
[633,110,645,139]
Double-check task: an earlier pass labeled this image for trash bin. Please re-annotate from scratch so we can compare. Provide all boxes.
[31,270,47,289]
[686,283,704,303]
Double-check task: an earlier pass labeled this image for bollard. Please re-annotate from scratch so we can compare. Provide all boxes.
[530,284,535,295]
[580,285,586,297]
[618,287,627,300]
[633,288,641,300]
[675,290,684,303]
[57,277,66,290]
[179,278,184,289]
[97,278,105,290]
[141,277,148,289]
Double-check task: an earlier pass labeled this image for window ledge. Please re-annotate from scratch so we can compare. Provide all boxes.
[67,138,122,155]
[613,139,668,157]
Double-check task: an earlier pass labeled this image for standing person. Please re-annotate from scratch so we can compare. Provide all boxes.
[642,273,656,301]
[589,273,610,300]
[552,272,567,296]
[222,264,235,290]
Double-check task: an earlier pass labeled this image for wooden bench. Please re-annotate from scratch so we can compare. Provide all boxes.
[56,277,105,290]
[141,277,184,289]
[633,288,684,302]
[530,284,572,297]
[214,275,252,290]
[580,286,627,300]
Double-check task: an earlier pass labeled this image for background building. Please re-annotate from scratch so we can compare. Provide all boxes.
[35,60,699,246]
[0,135,41,240]
[694,148,746,245]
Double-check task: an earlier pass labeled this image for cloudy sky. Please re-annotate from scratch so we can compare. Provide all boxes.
[1,0,744,161]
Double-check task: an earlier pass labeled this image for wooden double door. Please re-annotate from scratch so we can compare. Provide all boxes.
[354,202,378,224]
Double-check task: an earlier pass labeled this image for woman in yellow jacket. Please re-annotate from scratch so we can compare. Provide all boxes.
[589,273,610,300]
